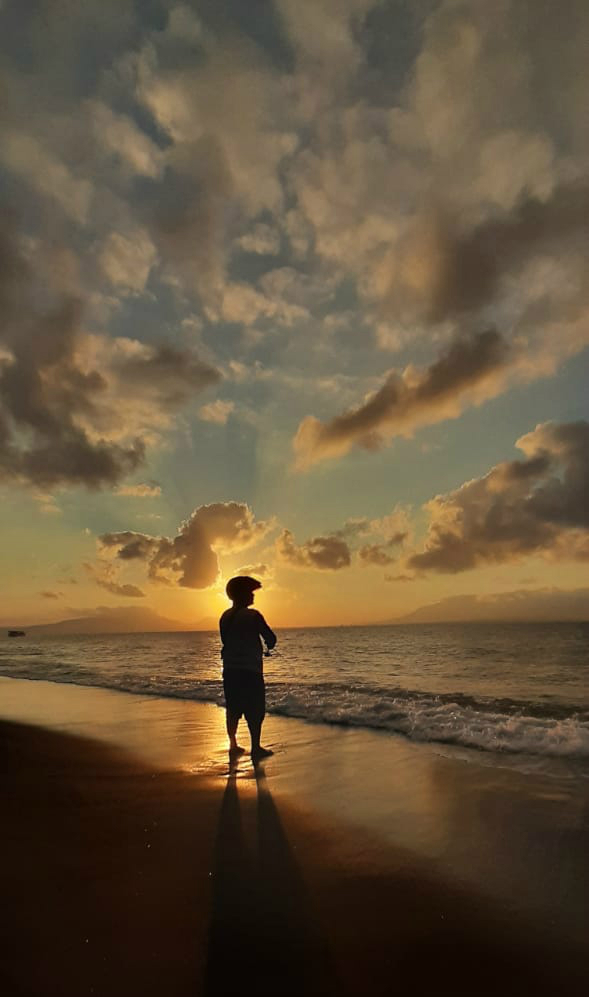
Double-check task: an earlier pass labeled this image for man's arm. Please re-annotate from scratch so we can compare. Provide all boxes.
[257,612,276,650]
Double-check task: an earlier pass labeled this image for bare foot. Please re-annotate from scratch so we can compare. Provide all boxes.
[251,746,274,762]
[229,744,246,756]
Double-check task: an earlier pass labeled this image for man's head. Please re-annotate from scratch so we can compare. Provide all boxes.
[225,575,262,607]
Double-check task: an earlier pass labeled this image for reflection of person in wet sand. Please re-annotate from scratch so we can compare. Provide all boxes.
[220,575,276,762]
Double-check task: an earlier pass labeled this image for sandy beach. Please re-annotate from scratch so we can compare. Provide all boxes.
[0,677,587,997]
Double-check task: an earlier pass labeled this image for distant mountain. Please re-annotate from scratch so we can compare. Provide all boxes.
[393,587,589,624]
[23,606,195,635]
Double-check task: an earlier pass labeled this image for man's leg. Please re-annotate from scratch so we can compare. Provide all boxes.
[246,716,262,755]
[223,672,245,754]
[246,677,272,760]
[226,709,245,753]
[247,717,273,760]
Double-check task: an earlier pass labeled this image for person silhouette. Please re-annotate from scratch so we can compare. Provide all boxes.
[219,575,277,762]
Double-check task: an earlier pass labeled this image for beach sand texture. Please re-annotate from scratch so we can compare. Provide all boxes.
[0,678,587,997]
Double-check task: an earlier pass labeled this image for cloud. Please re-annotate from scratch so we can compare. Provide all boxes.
[294,329,510,466]
[40,591,60,599]
[273,506,410,571]
[400,0,589,197]
[0,216,144,488]
[136,35,296,215]
[73,334,221,442]
[406,421,589,574]
[83,561,145,598]
[234,563,271,578]
[97,228,158,293]
[214,266,336,329]
[199,400,235,425]
[217,280,305,327]
[143,134,234,304]
[356,506,411,565]
[1,0,588,510]
[0,132,94,224]
[277,0,373,60]
[276,529,351,570]
[275,0,376,98]
[99,502,273,589]
[236,223,281,256]
[99,534,159,561]
[33,491,63,515]
[282,0,589,430]
[87,99,164,181]
[358,532,407,566]
[102,581,145,598]
[130,29,298,304]
[0,214,220,489]
[113,342,219,408]
[384,183,589,326]
[114,483,161,497]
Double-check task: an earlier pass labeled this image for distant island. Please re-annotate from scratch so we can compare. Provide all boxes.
[18,606,216,635]
[392,588,589,624]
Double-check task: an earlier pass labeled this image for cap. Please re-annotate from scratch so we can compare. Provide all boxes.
[225,575,262,601]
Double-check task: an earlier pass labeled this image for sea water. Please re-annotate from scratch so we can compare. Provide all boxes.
[1,622,588,769]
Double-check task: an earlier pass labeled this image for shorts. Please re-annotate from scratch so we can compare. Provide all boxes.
[223,669,265,724]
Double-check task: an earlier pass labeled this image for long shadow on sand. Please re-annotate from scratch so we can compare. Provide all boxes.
[203,760,338,997]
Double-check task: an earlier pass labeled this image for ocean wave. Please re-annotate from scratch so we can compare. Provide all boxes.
[2,662,589,759]
[268,682,589,759]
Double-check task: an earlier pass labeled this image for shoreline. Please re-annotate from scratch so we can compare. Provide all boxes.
[2,670,588,777]
[1,678,587,995]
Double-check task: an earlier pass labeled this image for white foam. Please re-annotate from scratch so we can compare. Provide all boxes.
[268,684,589,759]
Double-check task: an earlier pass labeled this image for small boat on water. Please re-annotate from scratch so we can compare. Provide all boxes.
[7,630,25,637]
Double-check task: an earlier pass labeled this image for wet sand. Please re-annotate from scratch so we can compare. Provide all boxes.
[0,677,587,996]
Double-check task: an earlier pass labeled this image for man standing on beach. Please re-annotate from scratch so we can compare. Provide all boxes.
[220,575,276,762]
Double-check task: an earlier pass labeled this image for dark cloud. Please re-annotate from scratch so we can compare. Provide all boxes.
[407,421,589,574]
[99,580,145,597]
[358,532,407,566]
[386,182,589,324]
[100,533,160,561]
[99,502,272,589]
[83,560,145,597]
[276,529,351,570]
[40,591,60,599]
[0,0,139,94]
[144,136,234,302]
[294,329,510,466]
[0,213,220,489]
[0,217,144,487]
[115,343,220,408]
